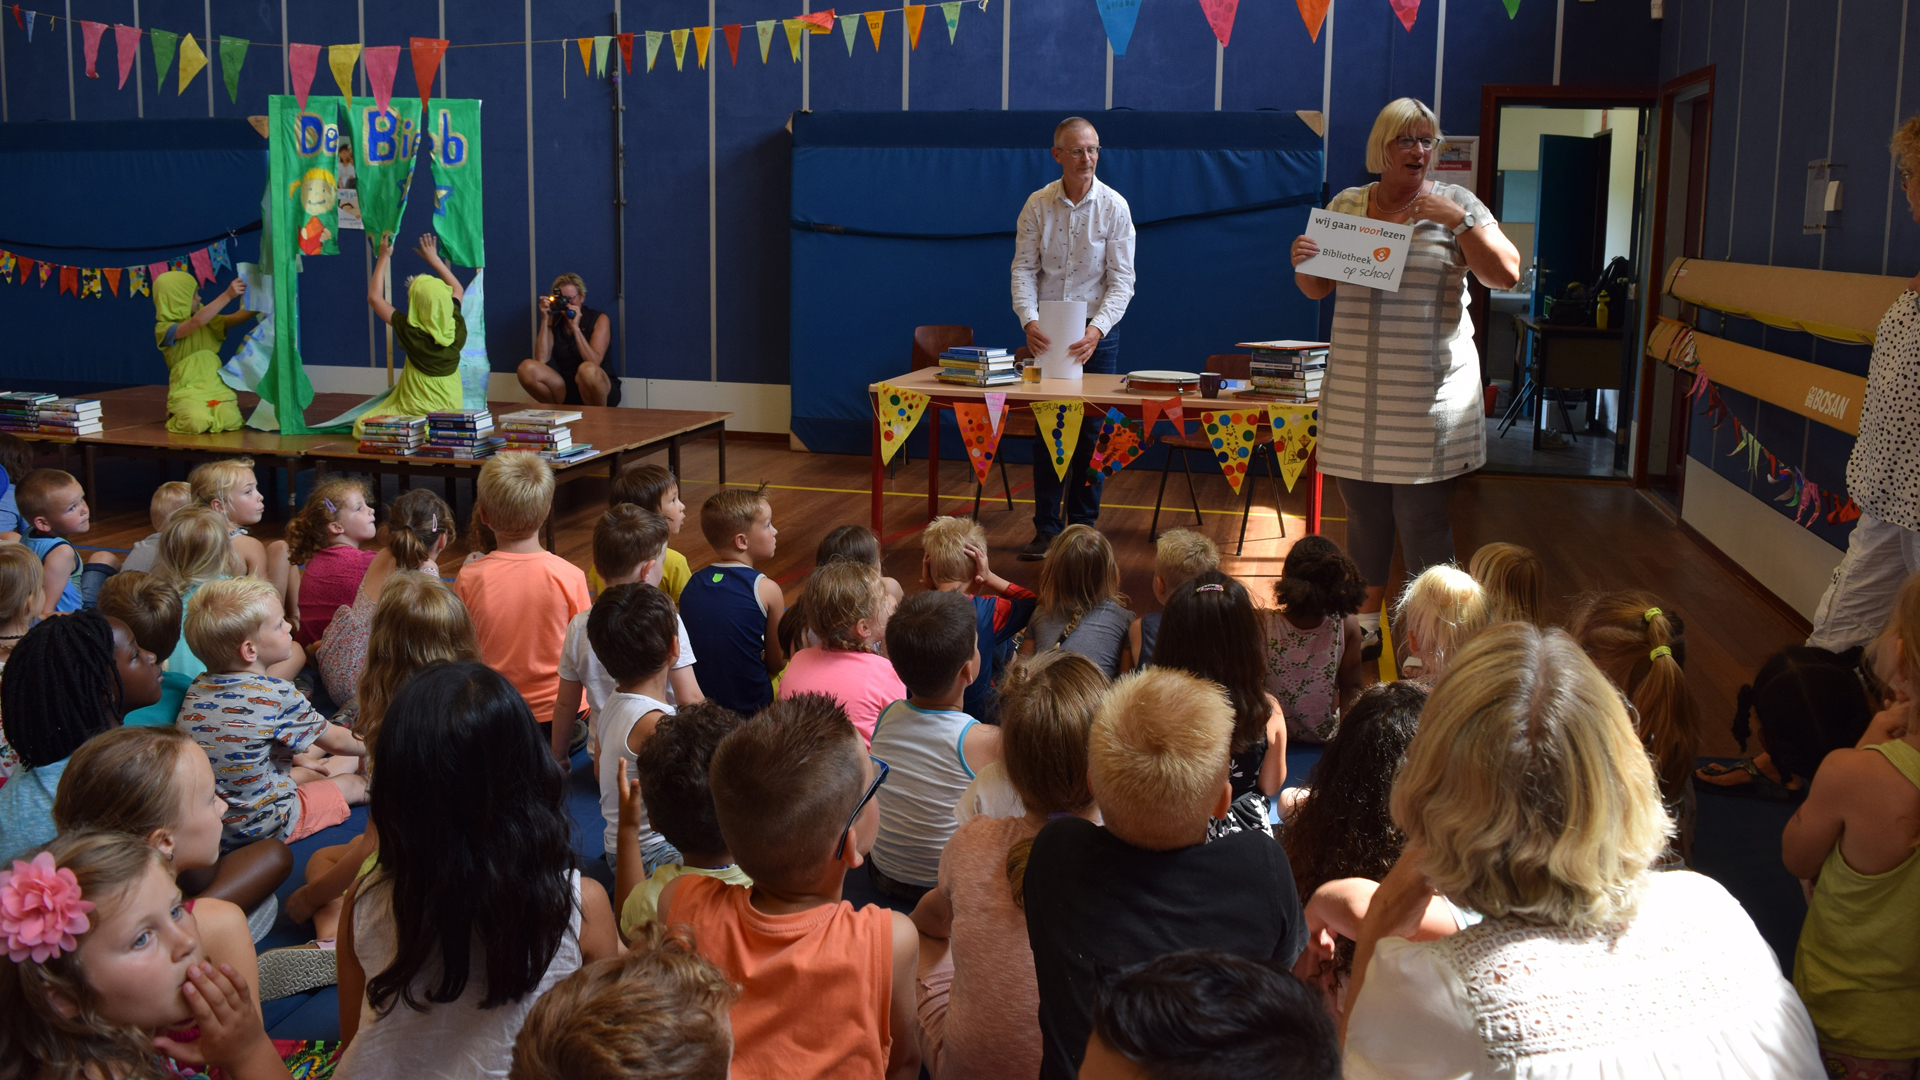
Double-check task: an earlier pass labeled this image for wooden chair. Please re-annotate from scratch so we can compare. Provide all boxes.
[904,325,1016,519]
[1147,353,1288,555]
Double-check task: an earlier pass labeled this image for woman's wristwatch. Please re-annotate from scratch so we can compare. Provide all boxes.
[1451,208,1486,236]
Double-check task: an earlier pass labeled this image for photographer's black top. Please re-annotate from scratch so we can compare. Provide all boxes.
[545,304,621,407]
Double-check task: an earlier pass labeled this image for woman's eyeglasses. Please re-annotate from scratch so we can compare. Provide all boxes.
[1394,136,1438,152]
[834,758,891,860]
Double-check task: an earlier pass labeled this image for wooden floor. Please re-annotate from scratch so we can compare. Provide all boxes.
[67,438,1801,757]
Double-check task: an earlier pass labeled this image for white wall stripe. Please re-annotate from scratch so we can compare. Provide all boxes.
[710,0,719,382]
[438,0,447,95]
[802,0,811,111]
[203,0,212,116]
[1213,41,1222,111]
[1818,0,1843,271]
[1321,0,1334,186]
[1433,0,1447,124]
[902,13,911,110]
[1552,0,1564,85]
[1001,0,1010,109]
[64,0,74,120]
[1725,0,1748,259]
[1765,0,1791,267]
[1105,41,1113,110]
[525,0,537,347]
[0,0,9,122]
[133,0,143,118]
[281,0,289,93]
[1886,0,1911,275]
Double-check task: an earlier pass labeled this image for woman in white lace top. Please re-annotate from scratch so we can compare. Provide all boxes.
[1342,623,1821,1079]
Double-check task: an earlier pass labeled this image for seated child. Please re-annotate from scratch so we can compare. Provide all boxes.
[616,701,751,941]
[551,506,702,767]
[1468,540,1545,624]
[865,591,1000,904]
[777,559,904,744]
[817,524,904,607]
[1125,528,1218,669]
[177,577,366,847]
[0,431,29,536]
[316,487,453,713]
[0,543,40,785]
[658,693,920,1080]
[1022,525,1134,677]
[155,505,304,684]
[0,611,163,862]
[189,457,291,600]
[455,452,591,731]
[152,268,254,434]
[1391,564,1491,683]
[596,461,692,600]
[122,481,193,574]
[0,830,292,1080]
[1154,571,1287,838]
[16,468,119,614]
[920,515,1038,722]
[913,650,1106,1080]
[1081,951,1339,1080]
[97,571,190,729]
[510,925,738,1080]
[286,477,379,646]
[1264,535,1367,744]
[1022,667,1308,1080]
[680,485,786,716]
[1699,645,1874,798]
[587,584,680,875]
[1783,572,1920,1072]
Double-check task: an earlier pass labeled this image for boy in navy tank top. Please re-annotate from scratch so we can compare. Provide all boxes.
[680,485,786,715]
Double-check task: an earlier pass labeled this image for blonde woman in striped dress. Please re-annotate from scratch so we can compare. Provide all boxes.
[1290,98,1520,653]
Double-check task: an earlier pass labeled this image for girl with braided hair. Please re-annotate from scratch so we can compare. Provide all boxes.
[1697,646,1874,801]
[314,488,455,717]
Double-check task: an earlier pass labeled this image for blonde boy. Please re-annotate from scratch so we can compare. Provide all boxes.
[123,481,193,574]
[16,468,120,615]
[188,457,291,600]
[1125,529,1219,669]
[455,452,592,730]
[920,515,1037,722]
[677,485,785,716]
[1021,668,1308,1079]
[177,576,367,845]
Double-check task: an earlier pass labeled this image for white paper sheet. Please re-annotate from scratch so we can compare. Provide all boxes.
[1037,299,1089,381]
[1295,208,1414,292]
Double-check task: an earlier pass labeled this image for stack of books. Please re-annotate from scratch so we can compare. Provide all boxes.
[1234,340,1330,404]
[357,416,427,456]
[935,346,1018,386]
[497,409,595,464]
[420,409,504,460]
[0,394,104,436]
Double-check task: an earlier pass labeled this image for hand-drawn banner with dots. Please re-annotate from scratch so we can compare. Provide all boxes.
[1201,408,1264,494]
[1090,406,1145,478]
[1267,405,1320,491]
[1031,399,1085,481]
[953,400,1005,484]
[874,382,931,466]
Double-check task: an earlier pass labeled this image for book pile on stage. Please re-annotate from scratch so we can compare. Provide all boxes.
[1235,340,1329,404]
[358,416,426,456]
[0,393,104,437]
[498,409,595,464]
[421,410,504,460]
[936,346,1018,387]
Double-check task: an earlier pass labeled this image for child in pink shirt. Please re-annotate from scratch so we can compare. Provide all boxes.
[777,559,903,745]
[286,478,380,646]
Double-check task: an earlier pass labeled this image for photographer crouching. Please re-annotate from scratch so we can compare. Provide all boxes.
[516,273,620,406]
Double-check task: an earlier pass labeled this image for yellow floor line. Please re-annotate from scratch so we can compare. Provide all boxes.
[681,478,1334,520]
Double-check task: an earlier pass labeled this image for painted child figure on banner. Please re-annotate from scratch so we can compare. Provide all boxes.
[354,232,467,437]
[292,167,339,256]
[152,270,258,435]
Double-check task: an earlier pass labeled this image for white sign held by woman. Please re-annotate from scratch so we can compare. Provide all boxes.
[1296,209,1413,292]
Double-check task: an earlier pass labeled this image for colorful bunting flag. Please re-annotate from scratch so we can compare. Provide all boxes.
[1032,400,1086,482]
[1090,408,1145,478]
[8,6,19,32]
[984,391,1006,434]
[79,268,102,298]
[103,267,122,296]
[0,251,13,283]
[722,24,741,65]
[219,37,248,102]
[209,239,232,274]
[904,5,926,47]
[866,10,886,49]
[783,19,805,61]
[756,20,776,62]
[114,24,139,87]
[671,28,688,70]
[942,1,962,42]
[594,34,612,77]
[79,20,105,77]
[22,8,32,43]
[693,26,712,68]
[953,401,1005,485]
[36,261,52,287]
[146,261,168,285]
[797,9,836,32]
[329,43,360,105]
[840,14,858,54]
[411,37,449,113]
[364,45,400,112]
[176,33,207,94]
[1201,408,1264,494]
[188,247,215,285]
[1267,405,1318,491]
[13,256,30,284]
[58,266,77,295]
[874,383,932,466]
[575,36,592,74]
[1092,0,1142,56]
[1501,0,1521,17]
[1389,0,1420,29]
[1297,0,1330,41]
[646,31,664,71]
[1198,0,1238,45]
[150,28,179,88]
[616,31,634,72]
[1139,395,1183,439]
[288,43,320,107]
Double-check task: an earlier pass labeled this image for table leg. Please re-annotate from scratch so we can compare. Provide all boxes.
[715,424,727,484]
[870,396,885,535]
[668,436,682,481]
[1307,452,1322,536]
[285,462,298,514]
[926,409,941,523]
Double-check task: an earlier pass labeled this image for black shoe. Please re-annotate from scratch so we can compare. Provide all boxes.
[1018,535,1053,561]
[1359,626,1382,665]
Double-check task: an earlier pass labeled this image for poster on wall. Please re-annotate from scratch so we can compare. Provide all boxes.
[336,129,362,230]
[1433,135,1478,194]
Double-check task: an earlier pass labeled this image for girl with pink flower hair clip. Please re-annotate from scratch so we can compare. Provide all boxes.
[0,830,295,1080]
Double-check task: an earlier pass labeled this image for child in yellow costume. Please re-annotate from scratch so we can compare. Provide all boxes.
[152,270,258,435]
[355,232,469,438]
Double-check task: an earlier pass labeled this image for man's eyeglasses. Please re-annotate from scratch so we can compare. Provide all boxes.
[834,757,890,860]
[1394,136,1438,152]
[1056,146,1101,159]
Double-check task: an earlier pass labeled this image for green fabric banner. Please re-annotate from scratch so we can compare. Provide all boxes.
[426,100,484,267]
[279,95,342,257]
[262,93,322,433]
[350,101,420,245]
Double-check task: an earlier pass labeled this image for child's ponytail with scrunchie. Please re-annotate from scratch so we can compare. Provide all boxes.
[385,488,455,571]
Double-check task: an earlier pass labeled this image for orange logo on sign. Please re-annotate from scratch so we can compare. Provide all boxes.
[1373,247,1391,262]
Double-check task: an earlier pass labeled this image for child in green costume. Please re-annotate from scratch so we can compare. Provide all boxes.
[356,233,467,438]
[153,271,258,435]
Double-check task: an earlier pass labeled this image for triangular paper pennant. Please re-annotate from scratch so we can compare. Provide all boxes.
[1389,0,1419,30]
[783,19,805,61]
[37,262,53,287]
[1032,400,1087,481]
[288,43,320,108]
[671,28,688,70]
[866,10,885,49]
[146,261,167,284]
[168,256,190,274]
[1267,405,1319,491]
[209,239,232,274]
[329,43,360,105]
[411,37,449,113]
[188,247,216,285]
[1090,408,1145,478]
[127,266,150,296]
[22,8,32,43]
[593,34,612,77]
[58,265,78,295]
[1092,0,1142,56]
[1198,0,1239,45]
[1201,407,1264,493]
[219,36,248,102]
[798,9,836,32]
[1501,0,1521,17]
[839,14,858,54]
[79,20,105,77]
[616,32,634,72]
[693,26,712,68]
[1139,395,1184,439]
[79,268,102,298]
[904,5,926,47]
[646,31,664,71]
[942,1,962,42]
[1296,0,1330,41]
[953,401,1006,485]
[13,256,31,283]
[756,20,775,63]
[875,382,932,466]
[575,37,593,74]
[176,33,207,94]
[0,251,13,284]
[150,28,179,87]
[984,391,1006,434]
[8,6,19,31]
[103,266,122,296]
[722,24,741,64]
[363,44,400,111]
[114,24,139,87]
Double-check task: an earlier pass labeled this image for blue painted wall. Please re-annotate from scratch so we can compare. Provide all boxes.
[1661,0,1920,549]
[1,0,1661,394]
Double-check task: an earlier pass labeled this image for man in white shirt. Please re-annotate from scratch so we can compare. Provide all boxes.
[1010,117,1137,560]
